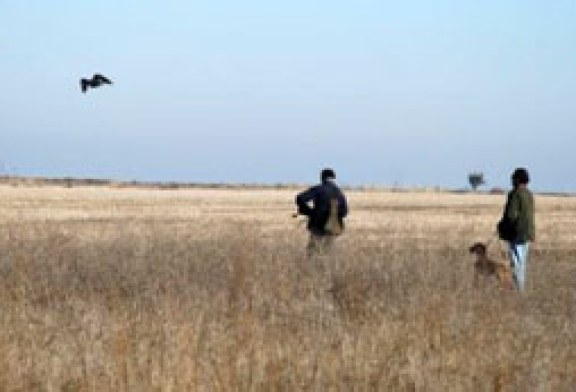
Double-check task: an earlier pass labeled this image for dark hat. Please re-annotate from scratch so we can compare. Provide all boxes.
[321,168,336,181]
[512,168,530,184]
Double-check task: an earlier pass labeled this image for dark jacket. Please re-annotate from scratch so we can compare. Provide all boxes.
[498,187,535,243]
[296,180,348,235]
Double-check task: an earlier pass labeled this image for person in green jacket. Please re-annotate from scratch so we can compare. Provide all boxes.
[497,168,535,291]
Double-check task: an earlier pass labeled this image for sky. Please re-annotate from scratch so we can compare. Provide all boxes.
[1,1,575,191]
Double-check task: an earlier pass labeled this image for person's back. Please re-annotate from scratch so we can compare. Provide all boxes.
[505,186,535,243]
[295,168,348,254]
[500,183,535,244]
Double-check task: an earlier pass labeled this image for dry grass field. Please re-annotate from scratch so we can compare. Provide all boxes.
[0,184,575,391]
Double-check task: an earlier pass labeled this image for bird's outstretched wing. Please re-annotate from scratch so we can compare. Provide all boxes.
[80,78,88,93]
[93,74,113,84]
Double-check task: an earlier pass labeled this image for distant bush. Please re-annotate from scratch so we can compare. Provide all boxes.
[468,172,485,191]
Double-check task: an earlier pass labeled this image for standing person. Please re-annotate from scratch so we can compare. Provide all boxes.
[497,168,535,291]
[296,168,348,256]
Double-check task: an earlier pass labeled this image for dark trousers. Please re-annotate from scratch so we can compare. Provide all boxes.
[307,233,335,257]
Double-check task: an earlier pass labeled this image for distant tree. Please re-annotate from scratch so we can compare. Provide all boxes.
[468,172,485,191]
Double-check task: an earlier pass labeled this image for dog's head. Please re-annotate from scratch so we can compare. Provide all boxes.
[469,242,487,256]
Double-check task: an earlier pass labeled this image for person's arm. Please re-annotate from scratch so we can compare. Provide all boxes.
[338,191,348,218]
[506,191,520,223]
[295,187,317,216]
[531,194,536,242]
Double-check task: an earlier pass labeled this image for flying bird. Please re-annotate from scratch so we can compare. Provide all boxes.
[80,73,113,93]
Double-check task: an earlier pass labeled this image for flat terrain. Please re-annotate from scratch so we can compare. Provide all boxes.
[0,185,575,390]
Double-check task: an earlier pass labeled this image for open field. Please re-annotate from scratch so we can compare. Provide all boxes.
[0,184,575,391]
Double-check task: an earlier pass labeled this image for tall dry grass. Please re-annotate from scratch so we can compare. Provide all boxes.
[0,185,575,391]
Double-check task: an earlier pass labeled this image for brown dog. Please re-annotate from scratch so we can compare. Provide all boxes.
[469,242,514,290]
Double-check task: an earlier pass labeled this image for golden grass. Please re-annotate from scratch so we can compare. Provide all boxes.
[0,185,575,391]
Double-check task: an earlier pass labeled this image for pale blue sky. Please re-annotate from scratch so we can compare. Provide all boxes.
[1,1,575,191]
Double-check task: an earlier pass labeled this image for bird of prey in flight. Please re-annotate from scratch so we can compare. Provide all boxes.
[80,74,113,93]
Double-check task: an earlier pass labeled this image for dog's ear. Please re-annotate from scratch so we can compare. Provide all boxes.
[469,243,486,254]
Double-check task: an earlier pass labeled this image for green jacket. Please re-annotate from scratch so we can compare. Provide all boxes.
[502,187,535,243]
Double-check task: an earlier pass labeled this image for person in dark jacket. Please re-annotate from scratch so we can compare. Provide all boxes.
[296,168,348,256]
[497,168,535,291]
